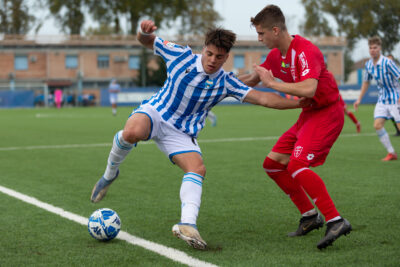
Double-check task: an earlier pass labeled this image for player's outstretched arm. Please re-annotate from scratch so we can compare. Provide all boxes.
[244,90,309,109]
[137,20,157,50]
[238,72,261,87]
[254,65,317,97]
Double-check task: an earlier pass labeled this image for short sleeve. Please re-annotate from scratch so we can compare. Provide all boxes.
[154,37,188,63]
[296,49,322,82]
[225,73,252,102]
[363,63,372,82]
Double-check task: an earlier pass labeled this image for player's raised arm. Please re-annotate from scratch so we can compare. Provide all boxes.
[137,20,157,50]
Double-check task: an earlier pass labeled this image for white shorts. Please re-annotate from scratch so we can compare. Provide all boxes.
[374,102,400,122]
[109,94,118,105]
[131,104,202,163]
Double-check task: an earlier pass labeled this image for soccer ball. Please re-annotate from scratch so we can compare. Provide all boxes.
[88,208,121,241]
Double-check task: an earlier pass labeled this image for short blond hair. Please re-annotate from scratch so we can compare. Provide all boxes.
[368,36,381,46]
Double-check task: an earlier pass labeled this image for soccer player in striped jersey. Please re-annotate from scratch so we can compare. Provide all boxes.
[354,36,400,161]
[90,19,309,250]
[241,5,352,249]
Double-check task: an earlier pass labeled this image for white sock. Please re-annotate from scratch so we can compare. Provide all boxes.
[180,172,204,225]
[376,128,395,154]
[302,209,317,217]
[327,216,342,223]
[103,130,134,180]
[112,108,117,115]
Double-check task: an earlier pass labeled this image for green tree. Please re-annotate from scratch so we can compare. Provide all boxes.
[47,0,85,34]
[0,0,36,34]
[135,48,167,87]
[301,0,400,53]
[87,0,220,35]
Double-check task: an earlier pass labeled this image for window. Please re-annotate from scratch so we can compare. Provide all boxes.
[15,55,28,70]
[129,55,140,70]
[233,55,245,69]
[97,55,109,69]
[65,55,78,69]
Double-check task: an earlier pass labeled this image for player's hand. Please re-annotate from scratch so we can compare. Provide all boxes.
[254,65,275,88]
[140,20,157,34]
[299,97,313,108]
[353,100,360,111]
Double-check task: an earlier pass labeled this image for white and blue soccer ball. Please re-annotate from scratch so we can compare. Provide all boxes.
[88,208,121,241]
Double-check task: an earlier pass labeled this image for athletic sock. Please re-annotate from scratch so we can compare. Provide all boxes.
[263,157,314,214]
[376,128,395,154]
[287,160,340,222]
[103,130,134,180]
[180,172,204,225]
[346,110,359,124]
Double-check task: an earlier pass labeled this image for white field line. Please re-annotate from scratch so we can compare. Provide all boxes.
[0,132,377,152]
[0,185,218,267]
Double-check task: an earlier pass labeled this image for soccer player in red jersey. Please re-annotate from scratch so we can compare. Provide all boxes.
[240,5,352,249]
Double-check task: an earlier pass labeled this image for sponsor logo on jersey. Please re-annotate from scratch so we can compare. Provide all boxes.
[163,40,176,48]
[294,146,303,158]
[301,69,310,76]
[281,61,290,68]
[307,153,315,160]
[299,52,309,70]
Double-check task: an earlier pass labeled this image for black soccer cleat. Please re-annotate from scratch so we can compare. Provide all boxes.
[317,218,352,249]
[288,213,324,237]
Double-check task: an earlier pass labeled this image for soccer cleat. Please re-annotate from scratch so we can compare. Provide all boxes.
[172,223,207,250]
[288,213,324,237]
[356,122,361,133]
[317,218,352,249]
[90,170,119,203]
[381,153,398,161]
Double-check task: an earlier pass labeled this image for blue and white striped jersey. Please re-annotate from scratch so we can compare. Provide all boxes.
[141,37,252,137]
[363,55,400,104]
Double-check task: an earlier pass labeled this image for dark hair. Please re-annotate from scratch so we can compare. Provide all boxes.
[204,27,236,53]
[250,4,287,31]
[368,36,382,46]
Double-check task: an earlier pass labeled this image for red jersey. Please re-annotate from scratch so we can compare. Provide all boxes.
[260,35,339,109]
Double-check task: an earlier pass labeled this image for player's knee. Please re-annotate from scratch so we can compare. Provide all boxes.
[193,164,206,177]
[122,126,147,143]
[286,160,309,178]
[263,157,284,179]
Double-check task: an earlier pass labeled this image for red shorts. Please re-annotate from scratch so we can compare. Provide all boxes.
[272,100,344,167]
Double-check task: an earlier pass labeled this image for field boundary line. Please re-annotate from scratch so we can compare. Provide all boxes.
[0,185,218,267]
[0,132,377,151]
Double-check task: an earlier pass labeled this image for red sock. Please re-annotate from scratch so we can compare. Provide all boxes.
[263,157,314,214]
[346,110,359,125]
[287,160,340,221]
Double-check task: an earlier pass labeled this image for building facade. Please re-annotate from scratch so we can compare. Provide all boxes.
[0,35,346,104]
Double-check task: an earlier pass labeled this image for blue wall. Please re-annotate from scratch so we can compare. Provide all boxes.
[0,90,34,108]
[99,85,379,106]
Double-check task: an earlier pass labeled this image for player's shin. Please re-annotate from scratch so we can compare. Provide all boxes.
[263,157,314,214]
[287,160,340,222]
[104,130,134,180]
[180,172,203,225]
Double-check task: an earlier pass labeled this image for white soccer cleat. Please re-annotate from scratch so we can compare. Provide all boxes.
[172,223,207,250]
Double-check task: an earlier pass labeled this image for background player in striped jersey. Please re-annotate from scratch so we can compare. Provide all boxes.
[90,19,310,250]
[354,36,400,161]
[240,4,352,249]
